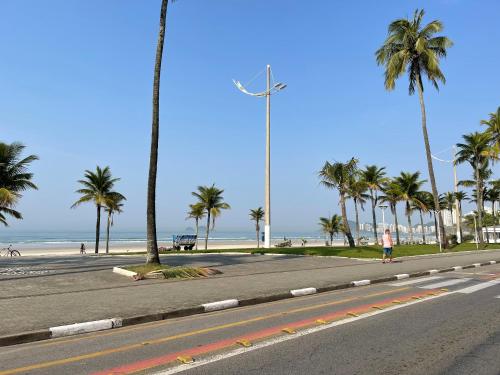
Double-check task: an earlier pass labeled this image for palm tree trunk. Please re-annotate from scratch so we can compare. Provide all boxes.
[95,204,101,254]
[146,0,169,265]
[370,190,378,243]
[105,211,111,254]
[340,193,355,248]
[195,218,199,250]
[330,233,334,247]
[256,223,260,248]
[392,203,401,245]
[406,202,413,243]
[419,209,426,244]
[416,76,447,248]
[354,199,361,246]
[492,201,497,243]
[475,162,484,245]
[205,211,211,250]
[458,201,464,242]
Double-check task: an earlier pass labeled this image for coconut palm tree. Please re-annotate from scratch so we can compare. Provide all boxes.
[454,190,468,241]
[249,207,264,248]
[443,191,457,237]
[455,132,491,245]
[360,165,387,244]
[319,214,342,246]
[146,0,170,265]
[319,158,358,248]
[485,187,500,243]
[347,178,369,245]
[192,184,230,250]
[104,193,126,254]
[394,172,426,243]
[376,9,452,248]
[187,203,205,250]
[413,191,432,244]
[480,106,500,159]
[380,181,403,245]
[72,166,121,254]
[0,142,38,226]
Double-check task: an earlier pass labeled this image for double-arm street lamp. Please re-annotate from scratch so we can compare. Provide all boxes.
[234,65,287,248]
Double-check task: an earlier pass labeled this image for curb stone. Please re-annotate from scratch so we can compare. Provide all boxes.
[1,259,499,347]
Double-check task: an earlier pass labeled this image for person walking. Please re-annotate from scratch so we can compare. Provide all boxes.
[381,229,393,263]
[80,243,86,255]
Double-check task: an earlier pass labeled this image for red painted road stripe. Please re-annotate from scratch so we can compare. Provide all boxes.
[92,290,438,375]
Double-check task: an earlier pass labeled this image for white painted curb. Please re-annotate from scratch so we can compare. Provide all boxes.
[202,299,239,312]
[290,287,317,297]
[352,280,370,287]
[113,267,138,278]
[50,318,122,338]
[453,266,462,271]
[395,274,409,280]
[428,269,439,274]
[473,263,480,268]
[490,260,497,264]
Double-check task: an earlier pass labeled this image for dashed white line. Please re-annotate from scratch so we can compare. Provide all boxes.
[390,276,442,286]
[454,280,500,294]
[420,278,472,289]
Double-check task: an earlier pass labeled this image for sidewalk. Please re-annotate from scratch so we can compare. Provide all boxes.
[1,249,499,338]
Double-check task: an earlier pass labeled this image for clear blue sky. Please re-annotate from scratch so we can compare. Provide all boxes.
[1,0,499,233]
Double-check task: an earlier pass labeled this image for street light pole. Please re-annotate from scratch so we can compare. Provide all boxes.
[379,204,388,237]
[264,65,271,248]
[452,146,461,243]
[233,66,286,249]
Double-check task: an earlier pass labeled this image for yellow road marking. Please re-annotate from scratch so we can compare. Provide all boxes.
[176,355,193,364]
[0,287,408,375]
[236,339,252,347]
[281,327,296,334]
[346,312,359,317]
[315,319,327,324]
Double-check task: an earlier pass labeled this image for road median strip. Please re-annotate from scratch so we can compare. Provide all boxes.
[0,259,498,348]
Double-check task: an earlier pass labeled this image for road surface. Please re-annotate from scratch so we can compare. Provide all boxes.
[0,263,498,375]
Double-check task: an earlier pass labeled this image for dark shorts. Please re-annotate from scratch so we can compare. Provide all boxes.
[383,247,393,255]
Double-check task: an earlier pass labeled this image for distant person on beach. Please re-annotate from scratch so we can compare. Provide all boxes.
[80,243,86,254]
[380,229,393,263]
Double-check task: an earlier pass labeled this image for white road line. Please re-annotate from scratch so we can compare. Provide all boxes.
[454,280,500,294]
[390,276,442,286]
[420,278,472,289]
[152,292,453,375]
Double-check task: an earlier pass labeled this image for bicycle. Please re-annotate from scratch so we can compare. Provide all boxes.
[1,245,21,257]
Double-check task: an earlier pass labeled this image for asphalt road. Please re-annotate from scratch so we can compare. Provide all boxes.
[0,263,498,375]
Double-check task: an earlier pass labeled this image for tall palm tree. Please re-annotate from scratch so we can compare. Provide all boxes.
[394,172,426,243]
[249,207,264,248]
[414,191,431,244]
[72,166,120,254]
[484,187,499,243]
[104,193,126,254]
[455,132,491,245]
[443,191,457,237]
[454,190,468,241]
[187,203,205,250]
[380,181,403,245]
[360,165,386,244]
[0,142,38,226]
[480,106,500,159]
[376,9,452,248]
[347,178,369,245]
[319,214,342,246]
[319,158,358,248]
[146,0,170,265]
[192,184,230,250]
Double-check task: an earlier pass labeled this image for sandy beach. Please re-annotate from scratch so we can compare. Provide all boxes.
[5,238,335,257]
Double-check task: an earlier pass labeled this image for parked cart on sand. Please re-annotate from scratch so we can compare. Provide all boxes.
[172,234,197,251]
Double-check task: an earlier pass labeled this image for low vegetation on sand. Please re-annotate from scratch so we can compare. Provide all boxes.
[124,264,221,279]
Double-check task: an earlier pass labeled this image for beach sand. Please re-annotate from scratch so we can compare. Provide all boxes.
[11,238,333,257]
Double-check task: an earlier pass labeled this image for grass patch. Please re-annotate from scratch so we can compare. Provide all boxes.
[114,242,497,259]
[124,264,213,279]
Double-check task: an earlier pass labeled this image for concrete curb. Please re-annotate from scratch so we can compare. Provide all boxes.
[1,258,499,347]
[112,267,138,278]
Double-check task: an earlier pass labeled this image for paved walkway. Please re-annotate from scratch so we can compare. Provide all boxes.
[1,250,499,336]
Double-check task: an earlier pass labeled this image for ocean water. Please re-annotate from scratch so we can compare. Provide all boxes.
[0,229,337,249]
